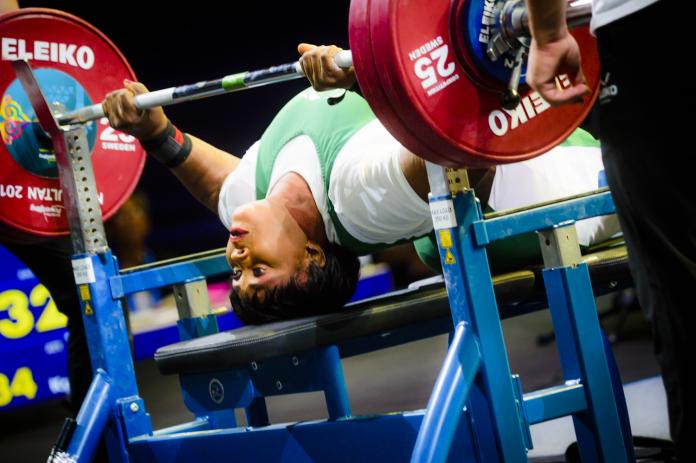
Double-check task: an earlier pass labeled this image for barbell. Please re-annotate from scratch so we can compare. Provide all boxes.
[0,2,598,242]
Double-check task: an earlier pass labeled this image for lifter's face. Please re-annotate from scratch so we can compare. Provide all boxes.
[226,199,311,299]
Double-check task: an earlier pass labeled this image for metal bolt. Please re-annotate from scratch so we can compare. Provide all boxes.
[275,381,283,391]
[250,361,258,371]
[130,402,139,413]
[291,356,299,366]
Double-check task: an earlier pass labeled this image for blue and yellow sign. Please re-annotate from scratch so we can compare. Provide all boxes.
[0,244,69,411]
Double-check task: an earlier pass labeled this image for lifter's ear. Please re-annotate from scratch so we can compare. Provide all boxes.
[305,242,327,268]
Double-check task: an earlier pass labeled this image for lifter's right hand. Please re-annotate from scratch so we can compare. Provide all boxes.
[298,43,356,91]
[102,79,168,141]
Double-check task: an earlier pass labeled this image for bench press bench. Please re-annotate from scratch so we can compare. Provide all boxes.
[40,176,636,462]
[154,245,630,377]
[111,243,633,462]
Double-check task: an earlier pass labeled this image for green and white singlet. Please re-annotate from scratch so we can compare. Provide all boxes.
[217,88,619,265]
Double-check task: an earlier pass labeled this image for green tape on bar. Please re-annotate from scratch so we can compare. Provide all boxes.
[222,73,246,91]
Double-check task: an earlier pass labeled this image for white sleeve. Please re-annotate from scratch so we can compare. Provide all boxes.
[217,141,260,230]
[489,145,621,246]
[329,120,432,245]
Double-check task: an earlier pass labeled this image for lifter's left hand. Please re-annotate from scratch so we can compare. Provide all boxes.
[102,79,168,141]
[298,43,356,91]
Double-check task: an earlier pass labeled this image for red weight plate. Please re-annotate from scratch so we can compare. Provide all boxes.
[368,0,599,167]
[365,0,466,167]
[0,9,145,242]
[348,0,457,166]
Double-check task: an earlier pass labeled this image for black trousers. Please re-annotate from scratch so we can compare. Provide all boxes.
[597,2,694,458]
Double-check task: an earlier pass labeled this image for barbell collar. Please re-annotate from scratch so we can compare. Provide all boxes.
[495,0,593,53]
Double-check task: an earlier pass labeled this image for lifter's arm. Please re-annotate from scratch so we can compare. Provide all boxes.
[169,135,239,213]
[102,80,239,213]
[399,151,429,202]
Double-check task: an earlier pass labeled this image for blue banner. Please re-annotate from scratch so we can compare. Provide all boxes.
[1,245,70,411]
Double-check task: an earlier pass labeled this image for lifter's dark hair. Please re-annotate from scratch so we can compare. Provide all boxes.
[230,242,360,324]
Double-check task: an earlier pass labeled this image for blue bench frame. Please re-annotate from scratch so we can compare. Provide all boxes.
[57,173,635,462]
[11,45,635,463]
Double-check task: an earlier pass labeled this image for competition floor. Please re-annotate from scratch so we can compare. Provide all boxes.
[0,293,664,462]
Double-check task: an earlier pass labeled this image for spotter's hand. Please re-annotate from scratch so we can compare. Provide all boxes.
[298,43,356,91]
[525,32,590,106]
[102,79,168,140]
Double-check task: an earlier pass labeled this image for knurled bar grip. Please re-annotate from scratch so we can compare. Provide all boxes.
[55,51,353,125]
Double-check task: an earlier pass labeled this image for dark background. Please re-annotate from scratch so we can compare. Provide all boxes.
[20,0,352,259]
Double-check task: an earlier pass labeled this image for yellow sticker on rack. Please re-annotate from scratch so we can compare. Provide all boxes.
[438,229,453,249]
[79,284,91,301]
[84,302,93,316]
[445,249,456,265]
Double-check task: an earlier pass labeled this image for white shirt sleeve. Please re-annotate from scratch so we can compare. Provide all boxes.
[489,145,621,246]
[329,120,432,245]
[217,141,260,230]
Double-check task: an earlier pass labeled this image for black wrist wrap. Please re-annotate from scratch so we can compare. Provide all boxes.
[140,121,192,168]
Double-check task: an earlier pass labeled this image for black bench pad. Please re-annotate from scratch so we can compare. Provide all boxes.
[154,246,629,376]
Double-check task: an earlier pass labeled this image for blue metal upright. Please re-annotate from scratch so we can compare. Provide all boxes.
[413,164,633,462]
[73,251,141,402]
[543,263,627,461]
[69,251,154,461]
[415,166,529,462]
[64,369,113,463]
[411,322,481,463]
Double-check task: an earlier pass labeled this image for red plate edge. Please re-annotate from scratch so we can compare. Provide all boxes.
[0,8,146,241]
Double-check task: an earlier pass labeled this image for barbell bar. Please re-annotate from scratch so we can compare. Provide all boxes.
[55,51,354,125]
